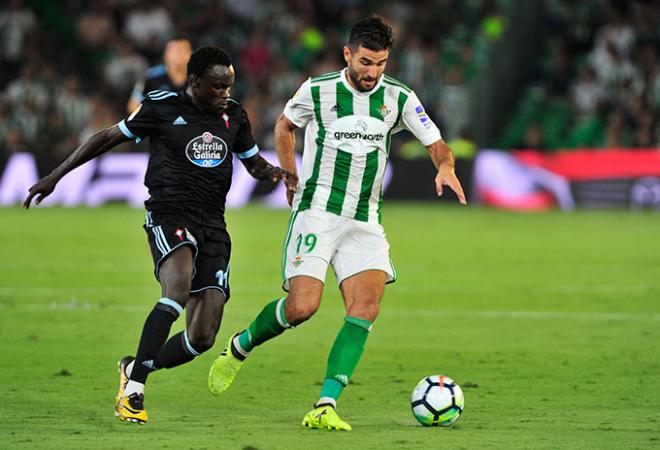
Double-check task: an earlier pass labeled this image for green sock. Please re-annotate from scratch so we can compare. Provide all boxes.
[319,316,372,403]
[237,298,290,353]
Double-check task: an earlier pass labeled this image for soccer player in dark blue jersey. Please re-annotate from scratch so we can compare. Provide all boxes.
[127,36,192,113]
[24,46,297,424]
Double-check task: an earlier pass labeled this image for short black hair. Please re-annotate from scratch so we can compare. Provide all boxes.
[347,14,394,52]
[187,46,232,78]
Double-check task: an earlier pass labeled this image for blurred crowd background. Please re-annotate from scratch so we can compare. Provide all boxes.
[0,0,658,167]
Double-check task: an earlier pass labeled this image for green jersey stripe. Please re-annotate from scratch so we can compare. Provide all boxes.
[311,71,341,82]
[326,149,353,215]
[335,81,353,117]
[383,75,412,93]
[394,90,409,129]
[354,150,380,221]
[369,86,386,122]
[298,85,325,211]
[280,211,299,282]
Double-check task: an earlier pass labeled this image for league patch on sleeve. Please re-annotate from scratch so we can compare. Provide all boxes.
[415,105,433,129]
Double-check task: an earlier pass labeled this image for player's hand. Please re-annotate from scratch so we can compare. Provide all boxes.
[23,175,59,209]
[435,165,467,205]
[279,170,298,206]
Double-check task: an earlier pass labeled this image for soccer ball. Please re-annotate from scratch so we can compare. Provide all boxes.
[411,375,464,427]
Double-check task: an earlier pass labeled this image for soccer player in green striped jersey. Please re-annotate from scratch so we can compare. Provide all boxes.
[209,14,466,430]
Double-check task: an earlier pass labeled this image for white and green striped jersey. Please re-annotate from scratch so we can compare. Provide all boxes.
[284,68,441,223]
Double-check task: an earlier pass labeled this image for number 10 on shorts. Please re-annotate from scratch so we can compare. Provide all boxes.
[295,233,317,255]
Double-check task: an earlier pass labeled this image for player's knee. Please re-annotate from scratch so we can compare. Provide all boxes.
[285,296,320,325]
[188,329,215,353]
[161,273,192,304]
[349,296,381,322]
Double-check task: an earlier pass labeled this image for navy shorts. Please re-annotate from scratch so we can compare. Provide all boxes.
[144,210,231,299]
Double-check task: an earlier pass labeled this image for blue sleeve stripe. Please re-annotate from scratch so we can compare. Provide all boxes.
[118,120,136,139]
[147,90,177,100]
[237,145,259,159]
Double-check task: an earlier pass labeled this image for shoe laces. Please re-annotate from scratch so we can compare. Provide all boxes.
[127,393,144,409]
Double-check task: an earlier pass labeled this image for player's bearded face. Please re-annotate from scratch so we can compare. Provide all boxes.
[191,64,235,113]
[344,45,389,92]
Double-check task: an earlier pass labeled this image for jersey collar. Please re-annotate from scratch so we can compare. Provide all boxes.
[340,68,384,97]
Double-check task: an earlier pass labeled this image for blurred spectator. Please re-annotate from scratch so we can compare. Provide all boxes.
[0,0,36,66]
[124,1,174,54]
[56,78,91,134]
[77,4,116,50]
[104,39,149,95]
[571,66,604,115]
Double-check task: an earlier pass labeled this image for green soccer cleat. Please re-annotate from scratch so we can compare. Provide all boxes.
[302,405,352,431]
[208,333,246,396]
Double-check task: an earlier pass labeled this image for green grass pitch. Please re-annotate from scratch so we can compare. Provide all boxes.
[1,204,659,449]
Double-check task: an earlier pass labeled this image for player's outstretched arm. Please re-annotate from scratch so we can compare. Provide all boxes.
[23,125,129,208]
[240,153,298,190]
[427,139,467,205]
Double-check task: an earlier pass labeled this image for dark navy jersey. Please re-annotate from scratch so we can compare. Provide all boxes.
[118,90,259,221]
[130,65,187,105]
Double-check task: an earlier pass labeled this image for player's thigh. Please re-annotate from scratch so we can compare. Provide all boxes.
[339,270,387,321]
[144,211,200,300]
[333,221,396,290]
[281,209,340,291]
[191,226,231,300]
[158,246,195,301]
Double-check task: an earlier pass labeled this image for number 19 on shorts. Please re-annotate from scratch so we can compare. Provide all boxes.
[295,233,317,255]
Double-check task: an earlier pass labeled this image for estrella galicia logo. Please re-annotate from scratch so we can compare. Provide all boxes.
[185,132,228,168]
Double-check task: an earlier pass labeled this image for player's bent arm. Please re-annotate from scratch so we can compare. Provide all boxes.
[23,125,129,208]
[426,139,467,205]
[274,113,298,176]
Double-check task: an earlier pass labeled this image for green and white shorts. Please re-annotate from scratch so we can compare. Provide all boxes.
[281,208,396,291]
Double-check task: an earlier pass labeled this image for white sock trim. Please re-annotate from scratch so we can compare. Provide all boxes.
[275,297,292,329]
[183,330,200,356]
[158,297,183,316]
[125,361,134,378]
[124,380,144,397]
[232,335,249,357]
[316,397,337,409]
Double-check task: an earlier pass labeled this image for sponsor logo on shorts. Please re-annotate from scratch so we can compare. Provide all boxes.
[185,132,228,168]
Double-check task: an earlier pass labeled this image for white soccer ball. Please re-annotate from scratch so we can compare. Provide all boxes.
[411,375,464,427]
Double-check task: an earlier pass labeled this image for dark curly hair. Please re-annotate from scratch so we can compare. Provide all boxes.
[187,46,232,78]
[347,14,394,52]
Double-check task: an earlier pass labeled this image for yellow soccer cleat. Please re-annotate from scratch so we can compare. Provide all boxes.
[302,405,352,431]
[208,333,246,396]
[115,356,134,402]
[115,393,148,424]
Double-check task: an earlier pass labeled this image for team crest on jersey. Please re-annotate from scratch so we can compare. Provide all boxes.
[377,104,391,118]
[185,132,228,168]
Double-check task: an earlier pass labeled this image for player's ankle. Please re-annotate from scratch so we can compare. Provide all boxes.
[315,397,337,409]
[230,335,248,361]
